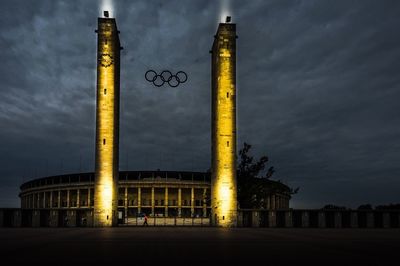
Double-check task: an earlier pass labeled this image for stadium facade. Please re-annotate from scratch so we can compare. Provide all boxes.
[18,171,290,226]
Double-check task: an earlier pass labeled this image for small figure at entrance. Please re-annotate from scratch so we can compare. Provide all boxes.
[143,214,148,226]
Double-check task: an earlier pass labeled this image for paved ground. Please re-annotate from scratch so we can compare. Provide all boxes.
[0,228,399,265]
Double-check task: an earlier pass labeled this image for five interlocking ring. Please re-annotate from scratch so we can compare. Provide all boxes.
[145,70,188,88]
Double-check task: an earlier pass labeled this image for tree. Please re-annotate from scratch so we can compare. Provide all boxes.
[237,142,298,209]
[357,204,373,210]
[323,204,347,210]
[375,204,400,210]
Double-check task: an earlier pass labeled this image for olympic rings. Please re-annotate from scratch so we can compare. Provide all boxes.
[145,70,188,88]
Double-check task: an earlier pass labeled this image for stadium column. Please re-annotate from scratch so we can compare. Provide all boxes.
[178,188,182,217]
[87,188,91,207]
[203,188,207,217]
[138,187,141,213]
[211,21,238,227]
[191,187,195,217]
[151,187,155,216]
[49,191,53,208]
[272,195,276,210]
[77,189,80,208]
[57,191,61,208]
[165,187,168,217]
[67,190,70,208]
[124,187,128,223]
[94,15,121,227]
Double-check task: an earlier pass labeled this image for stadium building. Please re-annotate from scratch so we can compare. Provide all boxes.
[19,170,291,226]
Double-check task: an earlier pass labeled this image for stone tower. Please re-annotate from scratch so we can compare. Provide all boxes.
[211,19,238,227]
[93,13,121,226]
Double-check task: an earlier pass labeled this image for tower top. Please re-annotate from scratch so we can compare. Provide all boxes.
[104,11,109,18]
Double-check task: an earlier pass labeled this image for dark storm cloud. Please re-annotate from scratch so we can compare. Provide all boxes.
[0,0,399,208]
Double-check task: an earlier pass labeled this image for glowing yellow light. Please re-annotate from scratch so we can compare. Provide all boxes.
[211,23,237,227]
[94,18,120,227]
[220,184,230,199]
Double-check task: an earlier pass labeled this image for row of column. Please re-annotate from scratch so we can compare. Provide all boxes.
[22,189,92,209]
[123,187,208,218]
[22,187,209,217]
[266,194,290,210]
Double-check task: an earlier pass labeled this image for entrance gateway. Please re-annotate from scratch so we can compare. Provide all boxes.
[92,12,238,227]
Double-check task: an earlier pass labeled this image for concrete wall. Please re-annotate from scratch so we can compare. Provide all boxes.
[12,210,22,227]
[32,210,40,227]
[67,210,77,227]
[285,211,293,228]
[397,213,400,228]
[383,213,390,228]
[334,212,342,228]
[86,210,94,227]
[350,212,358,228]
[237,212,243,227]
[252,211,260,227]
[318,212,325,228]
[366,212,374,228]
[2,208,400,228]
[49,210,59,227]
[268,211,277,228]
[302,211,309,228]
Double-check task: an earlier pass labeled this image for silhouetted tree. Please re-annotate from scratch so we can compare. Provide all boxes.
[375,204,400,210]
[323,204,347,210]
[237,142,299,209]
[357,204,373,210]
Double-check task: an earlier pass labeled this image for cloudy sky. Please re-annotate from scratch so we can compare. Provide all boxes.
[0,0,399,208]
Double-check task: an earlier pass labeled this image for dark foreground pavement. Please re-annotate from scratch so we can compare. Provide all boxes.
[0,228,399,265]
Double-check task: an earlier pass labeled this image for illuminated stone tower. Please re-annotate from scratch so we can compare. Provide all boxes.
[211,18,238,227]
[93,13,121,227]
